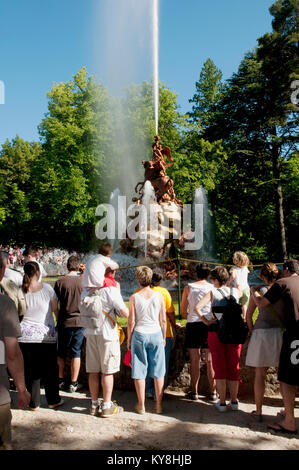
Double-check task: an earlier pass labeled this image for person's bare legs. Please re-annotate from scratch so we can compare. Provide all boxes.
[71,358,81,383]
[57,357,65,380]
[134,379,146,409]
[204,349,216,394]
[216,379,226,403]
[154,377,164,410]
[253,367,267,415]
[101,374,114,403]
[227,380,239,403]
[274,382,297,431]
[88,373,100,401]
[188,348,201,394]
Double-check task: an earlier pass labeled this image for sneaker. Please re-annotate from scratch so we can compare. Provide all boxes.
[48,399,64,409]
[186,391,199,401]
[58,379,65,391]
[68,382,83,393]
[215,401,227,412]
[101,402,124,418]
[90,404,99,416]
[230,400,239,411]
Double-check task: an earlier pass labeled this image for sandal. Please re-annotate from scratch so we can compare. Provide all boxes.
[268,423,297,435]
[186,391,199,401]
[207,393,218,403]
[251,410,263,422]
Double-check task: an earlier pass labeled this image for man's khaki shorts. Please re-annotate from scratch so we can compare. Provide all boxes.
[0,403,12,447]
[86,335,120,374]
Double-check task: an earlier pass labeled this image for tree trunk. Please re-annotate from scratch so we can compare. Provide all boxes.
[272,146,287,260]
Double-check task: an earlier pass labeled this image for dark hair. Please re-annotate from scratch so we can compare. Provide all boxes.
[196,263,210,280]
[0,251,9,269]
[22,261,40,293]
[283,259,299,274]
[259,262,279,284]
[98,243,113,257]
[210,266,229,286]
[151,271,163,287]
[67,255,80,272]
[23,247,37,258]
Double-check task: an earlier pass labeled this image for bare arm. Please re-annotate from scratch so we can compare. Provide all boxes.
[127,295,136,350]
[167,311,176,329]
[251,289,270,308]
[246,295,257,332]
[181,286,189,319]
[118,306,129,318]
[5,337,30,408]
[195,291,213,326]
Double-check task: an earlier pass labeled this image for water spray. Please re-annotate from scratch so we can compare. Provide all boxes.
[152,0,159,135]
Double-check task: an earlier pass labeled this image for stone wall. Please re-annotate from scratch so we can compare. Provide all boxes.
[70,326,280,397]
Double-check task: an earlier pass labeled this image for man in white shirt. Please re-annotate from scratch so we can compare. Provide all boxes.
[84,285,128,418]
[2,255,23,288]
[82,243,119,292]
[22,248,47,282]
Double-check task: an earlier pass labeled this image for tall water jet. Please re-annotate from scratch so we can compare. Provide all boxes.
[95,0,154,199]
[194,186,216,261]
[152,0,159,135]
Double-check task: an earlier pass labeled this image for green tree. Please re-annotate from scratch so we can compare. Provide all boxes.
[0,136,41,244]
[31,68,112,250]
[188,58,223,129]
[202,0,299,260]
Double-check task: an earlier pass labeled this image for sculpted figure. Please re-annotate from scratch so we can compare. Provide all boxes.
[133,135,182,206]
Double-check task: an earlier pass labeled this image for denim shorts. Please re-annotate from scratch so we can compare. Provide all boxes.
[131,330,166,380]
[57,327,85,359]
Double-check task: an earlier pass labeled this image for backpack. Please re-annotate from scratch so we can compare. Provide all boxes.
[78,288,105,329]
[212,288,248,344]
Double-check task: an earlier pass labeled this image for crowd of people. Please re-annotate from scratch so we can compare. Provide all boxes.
[0,244,298,449]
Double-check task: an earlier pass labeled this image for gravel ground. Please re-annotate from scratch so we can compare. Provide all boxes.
[7,388,299,451]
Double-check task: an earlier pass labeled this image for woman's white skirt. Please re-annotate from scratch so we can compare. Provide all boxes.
[245,328,283,367]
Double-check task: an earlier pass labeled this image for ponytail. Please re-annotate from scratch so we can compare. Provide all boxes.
[22,261,40,293]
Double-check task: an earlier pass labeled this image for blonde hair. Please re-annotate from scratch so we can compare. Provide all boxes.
[259,262,279,284]
[136,266,153,287]
[233,251,250,268]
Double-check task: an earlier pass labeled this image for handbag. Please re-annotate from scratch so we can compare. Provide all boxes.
[123,349,132,367]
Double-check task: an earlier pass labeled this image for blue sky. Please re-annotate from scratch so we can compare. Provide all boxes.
[0,0,274,147]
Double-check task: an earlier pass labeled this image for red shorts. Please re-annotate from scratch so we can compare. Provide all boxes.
[208,331,242,381]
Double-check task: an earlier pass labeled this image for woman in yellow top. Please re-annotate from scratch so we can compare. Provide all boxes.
[146,271,176,399]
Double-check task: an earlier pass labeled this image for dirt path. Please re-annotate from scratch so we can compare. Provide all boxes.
[10,389,299,450]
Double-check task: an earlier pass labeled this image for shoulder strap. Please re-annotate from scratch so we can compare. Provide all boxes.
[218,288,229,300]
[102,309,117,329]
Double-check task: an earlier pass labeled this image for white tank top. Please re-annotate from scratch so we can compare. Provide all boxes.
[187,282,212,323]
[134,291,162,334]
